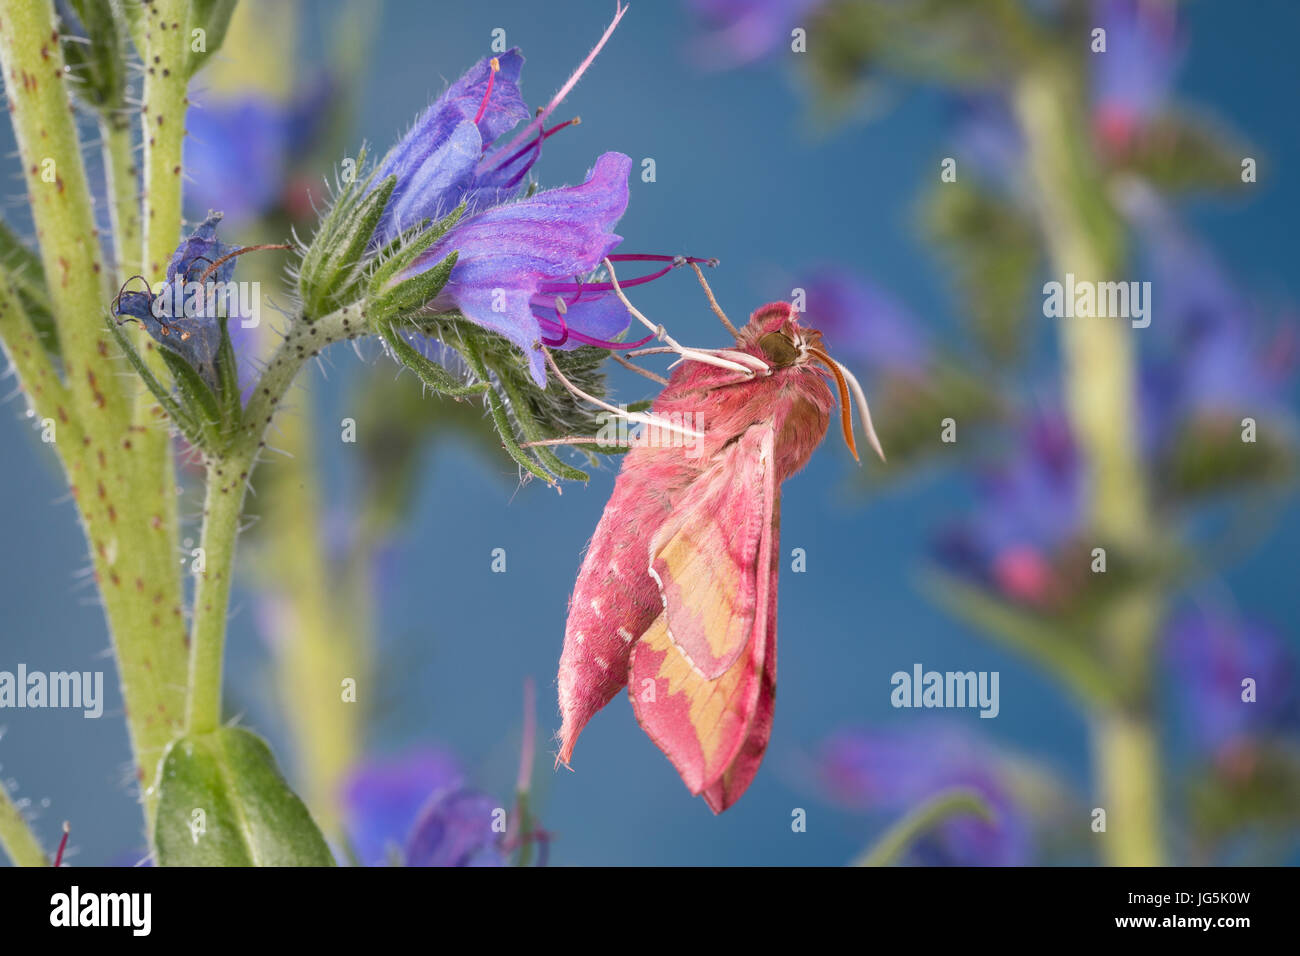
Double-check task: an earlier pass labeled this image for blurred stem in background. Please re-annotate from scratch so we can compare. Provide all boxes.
[256,390,368,840]
[1015,58,1163,866]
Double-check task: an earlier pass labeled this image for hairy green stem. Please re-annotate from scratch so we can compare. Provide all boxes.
[1015,60,1164,866]
[0,780,48,867]
[101,115,142,282]
[185,306,366,736]
[1,0,188,833]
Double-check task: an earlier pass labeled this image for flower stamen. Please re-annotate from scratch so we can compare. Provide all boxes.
[473,57,500,126]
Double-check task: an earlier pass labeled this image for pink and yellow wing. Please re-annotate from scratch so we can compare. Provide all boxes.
[629,422,779,809]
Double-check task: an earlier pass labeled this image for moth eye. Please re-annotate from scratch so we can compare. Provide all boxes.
[758,331,799,367]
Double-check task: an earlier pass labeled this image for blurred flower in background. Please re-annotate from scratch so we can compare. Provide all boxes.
[185,77,334,226]
[1164,610,1299,764]
[1090,0,1180,154]
[687,0,826,67]
[817,725,1036,865]
[341,749,506,867]
[935,408,1086,610]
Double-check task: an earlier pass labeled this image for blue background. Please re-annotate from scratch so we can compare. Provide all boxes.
[1,0,1297,865]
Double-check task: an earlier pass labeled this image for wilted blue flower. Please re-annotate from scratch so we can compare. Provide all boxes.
[818,725,1033,866]
[935,408,1085,607]
[800,268,930,377]
[1091,0,1180,150]
[185,78,333,225]
[1164,610,1300,760]
[341,749,505,867]
[113,213,241,390]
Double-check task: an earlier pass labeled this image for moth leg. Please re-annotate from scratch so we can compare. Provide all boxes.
[521,435,634,449]
[602,257,756,377]
[689,260,741,340]
[609,351,669,385]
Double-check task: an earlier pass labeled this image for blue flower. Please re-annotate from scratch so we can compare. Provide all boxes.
[341,750,505,867]
[818,725,1034,866]
[397,151,634,386]
[1090,0,1181,150]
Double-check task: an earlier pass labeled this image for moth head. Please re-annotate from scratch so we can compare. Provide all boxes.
[744,301,886,464]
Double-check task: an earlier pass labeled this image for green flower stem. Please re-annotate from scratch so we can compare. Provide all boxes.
[1015,60,1164,866]
[185,305,366,737]
[0,779,48,867]
[101,115,142,282]
[1,1,188,833]
[853,788,993,867]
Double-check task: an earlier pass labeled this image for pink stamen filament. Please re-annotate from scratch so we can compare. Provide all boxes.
[537,313,654,351]
[473,57,500,126]
[538,256,718,297]
[492,117,581,176]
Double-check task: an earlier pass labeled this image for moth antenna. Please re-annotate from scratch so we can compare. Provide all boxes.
[811,350,885,463]
[541,346,704,442]
[688,259,741,340]
[602,257,759,377]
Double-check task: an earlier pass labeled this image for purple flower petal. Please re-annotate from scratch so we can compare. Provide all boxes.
[341,750,463,866]
[408,151,632,385]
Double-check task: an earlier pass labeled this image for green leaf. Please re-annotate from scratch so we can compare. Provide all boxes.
[922,180,1041,364]
[0,219,58,359]
[187,0,239,79]
[378,317,490,399]
[60,0,129,112]
[154,727,336,866]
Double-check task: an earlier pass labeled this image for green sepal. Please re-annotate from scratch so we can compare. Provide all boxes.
[215,315,243,439]
[104,316,206,448]
[186,0,239,79]
[153,727,336,866]
[367,203,465,292]
[369,251,458,323]
[299,175,396,318]
[460,335,557,484]
[379,316,490,399]
[159,347,224,448]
